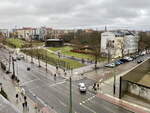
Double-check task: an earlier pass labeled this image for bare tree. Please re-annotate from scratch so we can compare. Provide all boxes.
[88,31,101,69]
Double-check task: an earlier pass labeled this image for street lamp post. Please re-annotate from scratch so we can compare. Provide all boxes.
[37,49,41,67]
[30,35,34,63]
[69,76,72,113]
[11,57,16,79]
[45,50,47,72]
[6,52,11,74]
[69,67,73,113]
[113,59,116,95]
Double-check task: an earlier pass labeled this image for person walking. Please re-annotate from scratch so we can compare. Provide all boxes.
[97,83,99,89]
[22,102,25,111]
[16,93,19,103]
[24,96,27,101]
[54,73,56,81]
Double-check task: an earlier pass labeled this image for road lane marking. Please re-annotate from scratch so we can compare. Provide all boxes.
[80,95,96,105]
[48,81,66,87]
[57,99,67,107]
[80,103,96,113]
[20,78,39,86]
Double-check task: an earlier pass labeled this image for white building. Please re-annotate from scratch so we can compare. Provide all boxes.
[101,30,139,58]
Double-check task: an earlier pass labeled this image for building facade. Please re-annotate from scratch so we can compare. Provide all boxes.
[16,27,36,40]
[101,30,139,58]
[0,29,9,38]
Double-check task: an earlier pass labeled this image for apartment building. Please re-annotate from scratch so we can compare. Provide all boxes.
[101,30,139,58]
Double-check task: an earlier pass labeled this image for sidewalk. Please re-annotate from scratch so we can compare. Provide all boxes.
[0,67,57,113]
[0,69,36,113]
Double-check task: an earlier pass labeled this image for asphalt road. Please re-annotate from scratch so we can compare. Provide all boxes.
[0,48,133,113]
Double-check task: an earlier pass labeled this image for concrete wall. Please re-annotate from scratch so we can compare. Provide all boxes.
[119,58,150,100]
[128,82,150,101]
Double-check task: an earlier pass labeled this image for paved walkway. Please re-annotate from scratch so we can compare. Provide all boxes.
[0,66,56,113]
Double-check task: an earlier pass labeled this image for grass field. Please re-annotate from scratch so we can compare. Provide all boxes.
[22,49,85,69]
[48,46,107,61]
[4,38,44,48]
[49,46,94,60]
[5,38,25,48]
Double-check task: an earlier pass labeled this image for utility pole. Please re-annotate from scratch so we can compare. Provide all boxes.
[37,49,41,67]
[69,76,72,113]
[45,50,47,72]
[30,35,34,63]
[113,61,116,95]
[11,57,15,79]
[6,52,11,74]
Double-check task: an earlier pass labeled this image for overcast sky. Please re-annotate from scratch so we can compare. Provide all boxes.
[0,0,150,30]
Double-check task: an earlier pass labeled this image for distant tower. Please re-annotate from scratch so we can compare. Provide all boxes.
[105,26,107,32]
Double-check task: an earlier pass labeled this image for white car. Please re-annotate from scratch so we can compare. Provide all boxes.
[124,56,133,61]
[79,83,87,93]
[105,63,115,68]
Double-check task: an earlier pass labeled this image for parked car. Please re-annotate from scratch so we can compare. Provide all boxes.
[79,83,87,93]
[124,56,133,61]
[140,51,146,56]
[105,63,116,68]
[117,60,124,64]
[119,59,129,63]
[115,61,121,66]
[137,60,143,64]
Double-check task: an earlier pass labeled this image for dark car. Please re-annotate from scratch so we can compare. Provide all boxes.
[117,60,124,64]
[119,59,129,63]
[27,67,30,71]
[137,60,143,64]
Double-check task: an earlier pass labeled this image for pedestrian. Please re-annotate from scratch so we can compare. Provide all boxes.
[24,101,27,106]
[24,96,27,101]
[97,83,99,89]
[93,83,96,91]
[56,66,58,70]
[24,100,28,110]
[17,79,20,86]
[22,102,25,110]
[16,93,19,103]
[54,73,56,81]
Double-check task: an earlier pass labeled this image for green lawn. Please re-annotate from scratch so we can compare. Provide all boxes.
[4,38,44,48]
[5,38,25,48]
[49,46,94,60]
[22,49,85,69]
[31,40,44,47]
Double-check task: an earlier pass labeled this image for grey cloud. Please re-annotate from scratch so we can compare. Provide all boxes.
[0,0,150,29]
